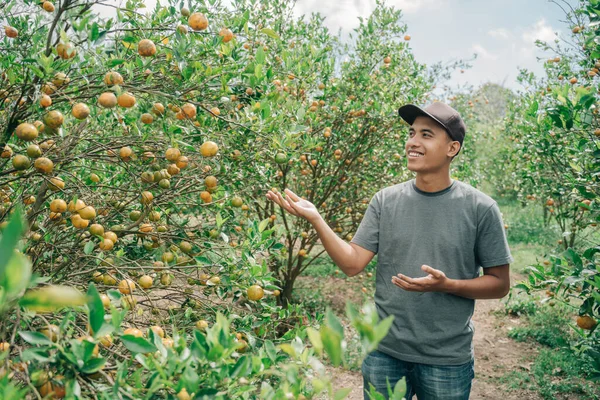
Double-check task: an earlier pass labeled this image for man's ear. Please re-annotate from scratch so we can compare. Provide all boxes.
[447,141,460,157]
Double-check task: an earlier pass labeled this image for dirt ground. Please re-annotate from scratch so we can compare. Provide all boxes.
[300,272,542,400]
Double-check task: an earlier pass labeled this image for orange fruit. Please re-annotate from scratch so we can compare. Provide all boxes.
[149,325,165,338]
[68,198,86,213]
[40,324,59,342]
[181,103,197,118]
[15,123,39,141]
[188,12,208,30]
[104,71,123,85]
[89,224,104,236]
[176,156,189,169]
[210,107,220,116]
[231,196,243,207]
[167,164,180,176]
[138,39,156,57]
[119,146,133,161]
[117,92,136,108]
[4,26,18,38]
[123,327,143,338]
[99,294,110,308]
[569,77,578,84]
[138,275,153,289]
[165,147,181,161]
[98,92,117,108]
[577,315,597,330]
[383,56,391,64]
[40,94,52,108]
[141,191,154,204]
[219,27,234,43]
[195,320,209,331]
[118,279,135,294]
[247,285,264,301]
[152,102,165,115]
[52,72,70,87]
[26,144,40,158]
[71,103,90,120]
[71,214,89,229]
[404,35,411,41]
[56,42,76,59]
[34,157,54,173]
[50,199,67,213]
[103,231,118,243]
[78,205,96,220]
[204,175,217,188]
[200,191,212,203]
[140,113,153,124]
[12,154,30,170]
[200,141,219,157]
[43,110,64,128]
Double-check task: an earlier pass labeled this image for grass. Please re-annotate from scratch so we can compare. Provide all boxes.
[498,295,600,399]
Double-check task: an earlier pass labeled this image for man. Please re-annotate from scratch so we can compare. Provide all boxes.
[266,102,513,400]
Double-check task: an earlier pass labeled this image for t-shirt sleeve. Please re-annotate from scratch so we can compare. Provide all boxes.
[475,202,514,268]
[350,192,381,254]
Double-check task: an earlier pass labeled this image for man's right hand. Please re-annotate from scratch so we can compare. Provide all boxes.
[266,188,321,224]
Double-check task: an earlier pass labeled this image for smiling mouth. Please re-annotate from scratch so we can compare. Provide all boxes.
[408,151,424,158]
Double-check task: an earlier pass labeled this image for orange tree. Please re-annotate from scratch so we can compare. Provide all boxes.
[225,3,470,306]
[0,210,400,398]
[0,0,414,396]
[497,0,600,378]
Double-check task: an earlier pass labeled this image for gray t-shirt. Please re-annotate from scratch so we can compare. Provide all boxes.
[351,178,513,365]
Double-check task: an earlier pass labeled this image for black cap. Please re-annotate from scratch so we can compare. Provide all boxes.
[398,102,466,154]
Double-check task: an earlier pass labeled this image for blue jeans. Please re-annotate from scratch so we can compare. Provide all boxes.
[362,350,475,400]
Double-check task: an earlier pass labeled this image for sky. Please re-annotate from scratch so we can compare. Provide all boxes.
[292,0,567,91]
[95,0,569,91]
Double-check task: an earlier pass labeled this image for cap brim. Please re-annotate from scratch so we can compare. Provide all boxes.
[398,104,450,133]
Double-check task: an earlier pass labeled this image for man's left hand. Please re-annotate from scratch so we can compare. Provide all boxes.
[392,264,451,293]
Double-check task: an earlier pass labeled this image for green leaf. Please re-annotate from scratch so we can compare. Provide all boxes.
[84,241,94,255]
[260,28,280,39]
[20,285,86,312]
[121,335,156,354]
[0,207,25,277]
[390,376,407,400]
[81,357,106,374]
[334,387,352,400]
[87,283,105,336]
[230,355,251,378]
[91,23,99,42]
[325,308,344,337]
[18,331,53,346]
[321,325,343,366]
[258,218,270,232]
[306,327,323,355]
[373,315,394,345]
[1,251,32,300]
[107,59,125,68]
[256,46,266,64]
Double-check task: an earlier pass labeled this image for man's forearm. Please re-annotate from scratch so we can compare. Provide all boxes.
[445,275,509,299]
[311,215,360,276]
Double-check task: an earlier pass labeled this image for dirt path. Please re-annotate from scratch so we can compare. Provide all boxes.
[302,272,542,400]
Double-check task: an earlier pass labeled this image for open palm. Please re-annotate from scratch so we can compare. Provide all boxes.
[266,188,321,223]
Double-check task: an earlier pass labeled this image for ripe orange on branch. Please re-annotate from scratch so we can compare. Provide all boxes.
[138,39,156,57]
[98,92,117,108]
[188,13,208,31]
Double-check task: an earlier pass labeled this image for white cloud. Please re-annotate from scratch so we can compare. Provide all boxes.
[472,44,498,60]
[488,28,510,39]
[387,0,440,14]
[522,18,558,44]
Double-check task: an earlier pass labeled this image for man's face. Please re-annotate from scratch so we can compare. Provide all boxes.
[405,116,459,173]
